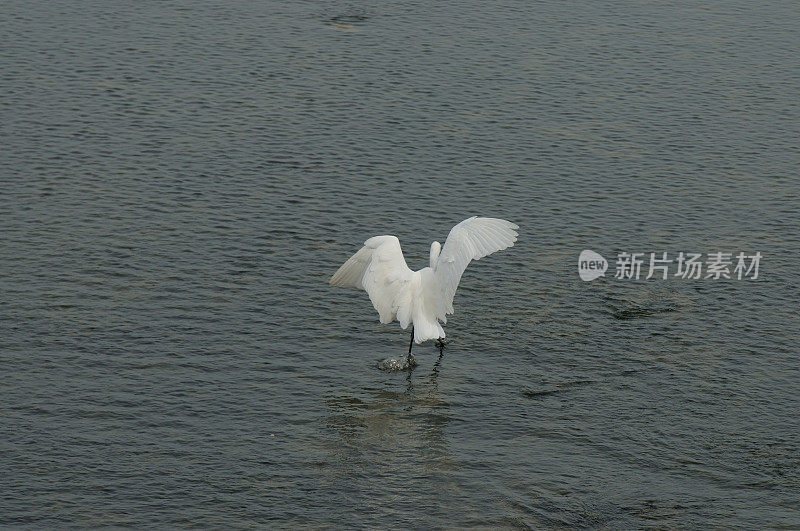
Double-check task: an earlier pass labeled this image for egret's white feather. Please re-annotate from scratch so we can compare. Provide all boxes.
[434,217,518,315]
[330,217,518,344]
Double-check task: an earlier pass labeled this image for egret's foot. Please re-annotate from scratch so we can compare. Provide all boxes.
[406,354,418,369]
[434,338,449,356]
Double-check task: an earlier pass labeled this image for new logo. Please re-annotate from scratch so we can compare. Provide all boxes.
[578,250,608,281]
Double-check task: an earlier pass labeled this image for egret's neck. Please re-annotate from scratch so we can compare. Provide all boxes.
[429,241,441,268]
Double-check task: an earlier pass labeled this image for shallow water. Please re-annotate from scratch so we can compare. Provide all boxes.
[2,0,799,527]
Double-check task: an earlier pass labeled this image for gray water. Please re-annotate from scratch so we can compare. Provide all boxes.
[2,0,799,528]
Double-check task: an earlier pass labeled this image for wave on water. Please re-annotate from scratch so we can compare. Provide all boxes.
[378,354,418,371]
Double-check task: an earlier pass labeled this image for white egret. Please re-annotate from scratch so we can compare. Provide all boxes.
[330,216,518,361]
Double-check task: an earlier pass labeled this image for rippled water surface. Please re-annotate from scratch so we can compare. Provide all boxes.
[3,0,799,527]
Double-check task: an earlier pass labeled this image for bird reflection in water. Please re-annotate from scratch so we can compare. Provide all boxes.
[322,359,461,508]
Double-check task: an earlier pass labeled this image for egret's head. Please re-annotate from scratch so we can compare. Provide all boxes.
[429,241,441,268]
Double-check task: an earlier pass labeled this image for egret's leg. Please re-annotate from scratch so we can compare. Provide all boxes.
[406,326,416,369]
[434,338,449,355]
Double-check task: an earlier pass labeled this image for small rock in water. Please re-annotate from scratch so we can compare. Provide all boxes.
[378,354,417,371]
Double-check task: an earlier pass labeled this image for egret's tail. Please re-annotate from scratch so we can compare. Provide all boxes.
[412,318,445,344]
[411,268,446,344]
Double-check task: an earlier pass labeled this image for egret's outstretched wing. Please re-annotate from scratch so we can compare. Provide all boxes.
[329,244,373,288]
[434,217,518,315]
[330,235,414,326]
